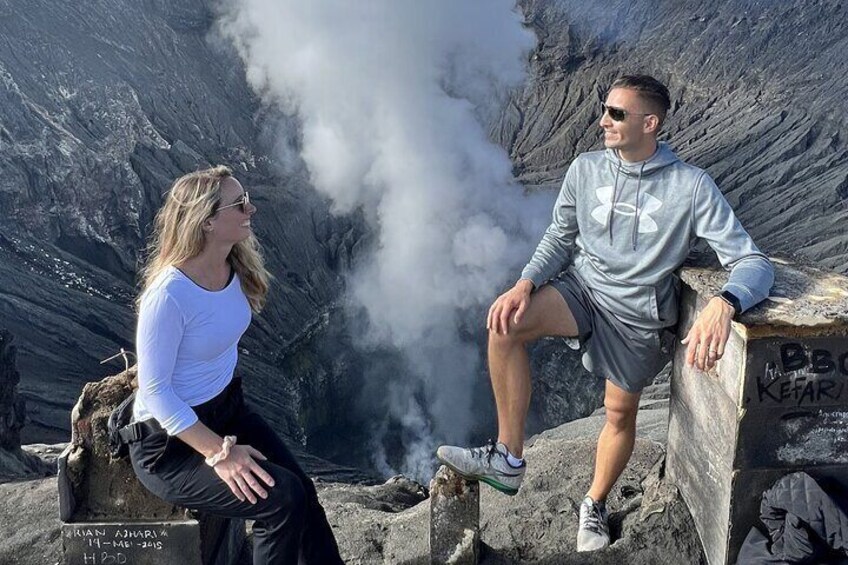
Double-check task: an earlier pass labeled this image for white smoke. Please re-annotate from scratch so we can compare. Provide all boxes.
[218,1,544,480]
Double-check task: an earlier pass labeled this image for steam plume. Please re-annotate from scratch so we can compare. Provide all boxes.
[218,1,542,479]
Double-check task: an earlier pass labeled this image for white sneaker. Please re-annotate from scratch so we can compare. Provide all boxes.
[435,440,526,496]
[577,495,610,551]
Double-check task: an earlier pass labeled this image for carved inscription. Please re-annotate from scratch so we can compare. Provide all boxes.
[63,523,198,565]
[751,342,848,406]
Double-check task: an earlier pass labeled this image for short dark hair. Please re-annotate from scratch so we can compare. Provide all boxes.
[610,75,671,126]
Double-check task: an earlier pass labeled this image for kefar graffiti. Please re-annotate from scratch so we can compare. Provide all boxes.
[750,340,848,407]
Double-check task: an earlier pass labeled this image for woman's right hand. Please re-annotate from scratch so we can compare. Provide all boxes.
[213,444,275,504]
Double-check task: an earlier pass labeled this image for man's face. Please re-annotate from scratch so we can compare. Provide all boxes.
[600,88,656,153]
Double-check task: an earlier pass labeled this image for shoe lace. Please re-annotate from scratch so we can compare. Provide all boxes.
[469,439,500,464]
[582,501,608,535]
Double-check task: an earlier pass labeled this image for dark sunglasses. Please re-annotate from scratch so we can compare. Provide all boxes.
[216,191,250,213]
[601,103,654,122]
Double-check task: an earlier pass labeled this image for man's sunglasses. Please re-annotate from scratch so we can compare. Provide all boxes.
[216,191,250,213]
[601,103,654,122]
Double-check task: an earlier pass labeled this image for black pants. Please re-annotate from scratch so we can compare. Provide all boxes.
[129,379,344,565]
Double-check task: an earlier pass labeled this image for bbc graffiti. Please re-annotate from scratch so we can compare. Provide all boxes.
[755,342,848,406]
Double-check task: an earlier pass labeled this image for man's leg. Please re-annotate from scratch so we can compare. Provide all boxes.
[488,285,579,458]
[587,379,641,503]
[437,284,579,494]
[577,379,641,552]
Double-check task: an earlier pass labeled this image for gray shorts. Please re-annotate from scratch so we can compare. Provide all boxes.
[548,271,666,394]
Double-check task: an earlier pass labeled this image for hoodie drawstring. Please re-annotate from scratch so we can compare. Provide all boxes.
[607,163,622,245]
[631,161,646,250]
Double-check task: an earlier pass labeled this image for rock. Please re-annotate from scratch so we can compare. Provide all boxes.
[506,0,848,279]
[61,367,251,565]
[62,366,180,521]
[430,466,480,564]
[2,388,705,564]
[319,474,428,514]
[0,330,54,482]
[0,329,25,451]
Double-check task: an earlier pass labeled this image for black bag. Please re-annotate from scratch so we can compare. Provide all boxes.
[107,391,136,459]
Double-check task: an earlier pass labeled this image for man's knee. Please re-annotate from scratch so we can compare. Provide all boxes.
[488,325,532,348]
[603,398,638,430]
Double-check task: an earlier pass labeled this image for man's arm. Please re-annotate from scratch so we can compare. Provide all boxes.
[520,163,580,286]
[489,163,580,334]
[683,173,775,369]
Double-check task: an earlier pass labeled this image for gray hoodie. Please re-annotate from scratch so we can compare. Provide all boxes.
[521,143,774,329]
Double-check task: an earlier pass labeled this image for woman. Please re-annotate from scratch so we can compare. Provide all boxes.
[130,165,343,564]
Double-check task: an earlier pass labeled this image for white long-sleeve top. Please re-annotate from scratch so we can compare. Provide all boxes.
[132,265,252,435]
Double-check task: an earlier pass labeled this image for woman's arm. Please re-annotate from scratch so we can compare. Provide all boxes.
[137,288,273,504]
[177,422,275,504]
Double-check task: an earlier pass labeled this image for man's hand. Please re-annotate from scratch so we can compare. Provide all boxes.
[681,297,735,371]
[487,279,534,335]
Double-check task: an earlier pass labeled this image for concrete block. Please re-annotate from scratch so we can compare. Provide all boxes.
[429,465,479,565]
[62,520,202,565]
[667,262,848,565]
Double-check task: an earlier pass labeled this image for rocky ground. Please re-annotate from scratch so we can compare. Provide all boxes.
[0,381,707,564]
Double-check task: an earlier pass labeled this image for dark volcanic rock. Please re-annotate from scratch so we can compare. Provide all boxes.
[528,336,605,434]
[0,330,25,450]
[0,0,366,448]
[0,330,53,482]
[504,0,848,274]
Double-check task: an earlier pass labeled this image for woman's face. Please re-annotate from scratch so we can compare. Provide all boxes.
[206,177,256,245]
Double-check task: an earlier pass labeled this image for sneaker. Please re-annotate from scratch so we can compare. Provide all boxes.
[577,495,610,552]
[435,440,526,496]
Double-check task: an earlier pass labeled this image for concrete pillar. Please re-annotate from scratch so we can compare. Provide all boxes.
[667,262,848,565]
[429,465,480,565]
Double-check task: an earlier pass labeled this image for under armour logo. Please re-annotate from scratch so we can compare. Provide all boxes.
[590,186,662,233]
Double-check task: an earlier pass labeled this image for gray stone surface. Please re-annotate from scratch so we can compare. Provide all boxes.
[62,521,202,565]
[0,395,705,564]
[680,262,848,332]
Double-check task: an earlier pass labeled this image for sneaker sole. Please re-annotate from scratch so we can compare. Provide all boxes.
[435,457,520,496]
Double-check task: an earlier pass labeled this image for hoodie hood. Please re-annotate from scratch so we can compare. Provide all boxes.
[603,142,679,250]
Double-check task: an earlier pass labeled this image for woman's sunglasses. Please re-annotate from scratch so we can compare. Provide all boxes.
[216,192,250,213]
[601,103,654,122]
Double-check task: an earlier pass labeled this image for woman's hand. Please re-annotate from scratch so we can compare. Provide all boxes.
[212,444,275,504]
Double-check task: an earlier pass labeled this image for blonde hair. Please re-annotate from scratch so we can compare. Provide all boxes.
[137,165,271,312]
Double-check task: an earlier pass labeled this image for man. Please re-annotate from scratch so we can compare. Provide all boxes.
[436,75,774,552]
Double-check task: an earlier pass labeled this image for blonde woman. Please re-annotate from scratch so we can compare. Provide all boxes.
[129,166,343,564]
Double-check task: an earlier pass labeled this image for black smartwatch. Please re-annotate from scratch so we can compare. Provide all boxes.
[717,290,741,317]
